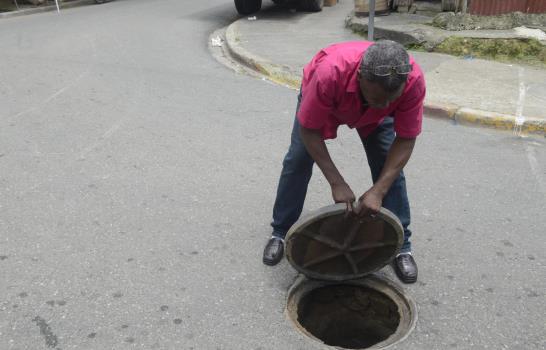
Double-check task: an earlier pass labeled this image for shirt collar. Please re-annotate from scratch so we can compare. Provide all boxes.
[347,66,360,93]
[347,67,369,107]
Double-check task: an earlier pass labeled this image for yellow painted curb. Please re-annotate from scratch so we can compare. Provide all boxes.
[455,108,546,135]
[423,102,458,121]
[225,22,301,90]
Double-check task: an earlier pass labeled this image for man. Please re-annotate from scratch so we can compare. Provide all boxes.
[262,40,426,284]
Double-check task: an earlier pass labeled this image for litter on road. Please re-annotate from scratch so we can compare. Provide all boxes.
[211,36,223,47]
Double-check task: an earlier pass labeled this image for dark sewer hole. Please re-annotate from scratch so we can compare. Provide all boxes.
[297,285,400,349]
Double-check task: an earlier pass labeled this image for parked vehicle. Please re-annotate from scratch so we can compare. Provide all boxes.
[94,0,112,3]
[234,0,324,15]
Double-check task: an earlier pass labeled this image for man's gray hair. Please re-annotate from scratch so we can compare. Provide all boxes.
[360,40,410,92]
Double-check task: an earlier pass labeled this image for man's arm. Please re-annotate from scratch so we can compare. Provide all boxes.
[299,126,356,209]
[356,136,416,216]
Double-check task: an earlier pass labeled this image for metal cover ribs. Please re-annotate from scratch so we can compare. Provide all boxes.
[285,204,404,281]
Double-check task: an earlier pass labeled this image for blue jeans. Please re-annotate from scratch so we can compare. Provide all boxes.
[271,94,413,253]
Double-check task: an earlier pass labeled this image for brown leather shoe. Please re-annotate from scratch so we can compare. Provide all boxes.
[262,237,284,266]
[393,253,418,284]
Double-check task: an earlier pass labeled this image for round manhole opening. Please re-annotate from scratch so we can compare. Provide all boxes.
[286,276,417,349]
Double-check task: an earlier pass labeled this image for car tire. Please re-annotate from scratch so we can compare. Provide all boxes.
[234,0,262,15]
[298,0,323,12]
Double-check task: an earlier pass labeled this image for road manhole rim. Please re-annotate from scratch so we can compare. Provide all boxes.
[286,274,418,350]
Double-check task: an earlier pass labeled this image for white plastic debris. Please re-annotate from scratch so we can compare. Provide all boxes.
[211,36,223,47]
[514,26,546,41]
[248,16,257,21]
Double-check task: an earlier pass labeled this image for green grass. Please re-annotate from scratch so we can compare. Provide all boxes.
[406,43,427,52]
[434,37,546,67]
[0,0,16,12]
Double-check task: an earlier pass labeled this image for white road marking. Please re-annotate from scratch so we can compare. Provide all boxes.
[513,68,526,136]
[79,119,126,159]
[526,145,546,195]
[7,71,89,120]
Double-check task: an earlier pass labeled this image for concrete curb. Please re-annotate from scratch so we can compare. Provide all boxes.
[225,19,545,136]
[345,14,439,49]
[225,21,302,89]
[424,103,546,134]
[0,0,96,19]
[344,12,546,49]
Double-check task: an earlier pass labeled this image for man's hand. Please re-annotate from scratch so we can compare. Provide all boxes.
[355,188,383,217]
[354,136,416,217]
[331,182,356,209]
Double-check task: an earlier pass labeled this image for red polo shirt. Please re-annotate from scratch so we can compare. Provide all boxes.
[297,41,426,139]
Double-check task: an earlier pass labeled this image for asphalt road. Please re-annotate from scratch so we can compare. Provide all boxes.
[0,1,545,349]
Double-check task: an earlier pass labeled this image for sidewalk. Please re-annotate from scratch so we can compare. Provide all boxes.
[224,1,546,136]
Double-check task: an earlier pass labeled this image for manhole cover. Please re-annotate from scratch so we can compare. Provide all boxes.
[286,276,417,350]
[285,204,404,281]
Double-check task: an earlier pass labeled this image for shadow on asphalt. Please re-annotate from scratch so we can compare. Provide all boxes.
[254,3,309,21]
[181,2,240,27]
[185,1,320,28]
